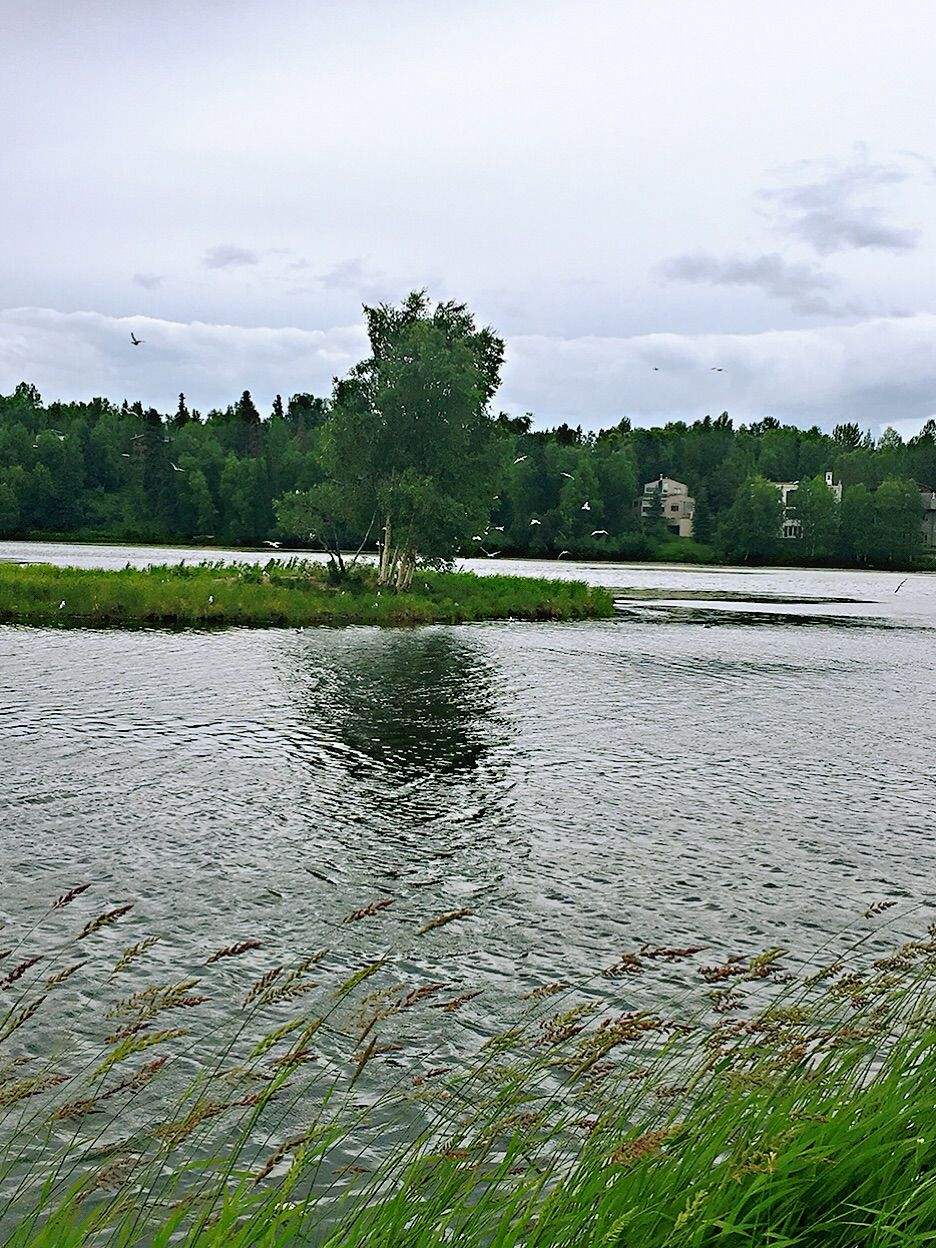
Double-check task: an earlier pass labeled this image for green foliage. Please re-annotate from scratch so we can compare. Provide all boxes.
[1,887,935,1247]
[321,291,506,589]
[792,473,839,559]
[0,561,613,628]
[0,362,933,569]
[717,474,783,563]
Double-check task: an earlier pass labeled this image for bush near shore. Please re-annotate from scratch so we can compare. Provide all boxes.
[1,884,934,1246]
[0,560,614,628]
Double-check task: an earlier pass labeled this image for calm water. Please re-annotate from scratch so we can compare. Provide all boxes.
[1,541,935,1061]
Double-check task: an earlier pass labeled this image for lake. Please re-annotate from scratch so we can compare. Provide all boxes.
[2,541,934,1070]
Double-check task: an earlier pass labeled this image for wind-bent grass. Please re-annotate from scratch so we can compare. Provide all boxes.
[2,880,936,1246]
[0,560,613,628]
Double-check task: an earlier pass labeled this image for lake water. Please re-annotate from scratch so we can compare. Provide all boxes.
[1,541,935,1074]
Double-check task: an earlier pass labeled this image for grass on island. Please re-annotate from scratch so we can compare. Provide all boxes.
[2,882,936,1247]
[0,559,614,628]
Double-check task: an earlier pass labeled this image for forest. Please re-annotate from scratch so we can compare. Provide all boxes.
[0,379,931,568]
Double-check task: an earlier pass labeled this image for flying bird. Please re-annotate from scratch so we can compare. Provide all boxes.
[711,366,725,372]
[581,501,591,511]
[651,366,660,371]
[120,453,131,458]
[560,472,574,479]
[557,550,570,559]
[263,540,281,548]
[529,518,542,526]
[479,547,501,558]
[591,529,609,537]
[208,595,214,604]
[58,600,66,610]
[491,525,505,532]
[513,455,527,464]
[894,577,908,593]
[129,332,144,346]
[170,462,185,472]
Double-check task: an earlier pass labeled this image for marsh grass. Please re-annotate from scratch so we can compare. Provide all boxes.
[0,560,613,629]
[1,886,935,1246]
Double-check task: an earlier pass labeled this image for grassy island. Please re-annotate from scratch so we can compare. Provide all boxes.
[0,559,614,628]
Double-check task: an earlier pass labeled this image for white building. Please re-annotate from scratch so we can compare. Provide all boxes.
[639,476,695,538]
[775,471,842,539]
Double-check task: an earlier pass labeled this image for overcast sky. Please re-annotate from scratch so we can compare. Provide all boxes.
[2,0,935,433]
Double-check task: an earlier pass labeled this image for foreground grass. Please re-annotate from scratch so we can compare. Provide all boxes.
[0,559,614,628]
[2,881,935,1246]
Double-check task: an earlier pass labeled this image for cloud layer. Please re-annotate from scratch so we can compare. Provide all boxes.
[2,305,935,435]
[660,252,840,316]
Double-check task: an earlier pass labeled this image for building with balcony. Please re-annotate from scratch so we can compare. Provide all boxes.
[639,476,695,538]
[775,471,842,539]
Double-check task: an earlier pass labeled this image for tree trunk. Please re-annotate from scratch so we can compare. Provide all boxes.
[378,516,393,585]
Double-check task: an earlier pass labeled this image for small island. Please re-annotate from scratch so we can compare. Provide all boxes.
[0,559,613,628]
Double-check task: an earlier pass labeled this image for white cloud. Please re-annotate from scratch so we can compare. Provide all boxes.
[203,244,259,270]
[660,251,841,316]
[0,307,366,413]
[502,314,936,430]
[3,305,936,435]
[761,151,920,255]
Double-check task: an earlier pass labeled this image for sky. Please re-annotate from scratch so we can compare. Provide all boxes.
[2,0,935,434]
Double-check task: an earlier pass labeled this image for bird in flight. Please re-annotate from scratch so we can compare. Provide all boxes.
[491,525,505,532]
[651,366,661,371]
[513,454,527,464]
[58,600,66,610]
[263,540,281,548]
[529,518,542,526]
[560,471,574,479]
[130,332,144,346]
[557,550,570,559]
[581,501,591,511]
[711,366,725,372]
[170,462,185,473]
[479,547,501,558]
[894,577,908,593]
[120,452,131,459]
[591,529,609,537]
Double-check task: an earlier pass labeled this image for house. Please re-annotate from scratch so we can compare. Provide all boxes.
[775,471,842,539]
[639,476,695,538]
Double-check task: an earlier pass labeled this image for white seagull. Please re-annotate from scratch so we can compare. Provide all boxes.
[529,518,542,526]
[58,600,66,610]
[560,472,574,479]
[170,462,185,472]
[557,550,570,559]
[513,455,527,464]
[591,529,609,537]
[263,540,281,548]
[581,501,591,511]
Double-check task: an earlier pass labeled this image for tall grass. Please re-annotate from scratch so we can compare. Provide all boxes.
[1,881,935,1245]
[0,560,613,628]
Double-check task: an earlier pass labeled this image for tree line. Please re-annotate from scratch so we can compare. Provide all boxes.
[0,294,931,571]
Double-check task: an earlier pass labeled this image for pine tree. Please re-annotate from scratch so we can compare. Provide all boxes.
[173,393,191,427]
